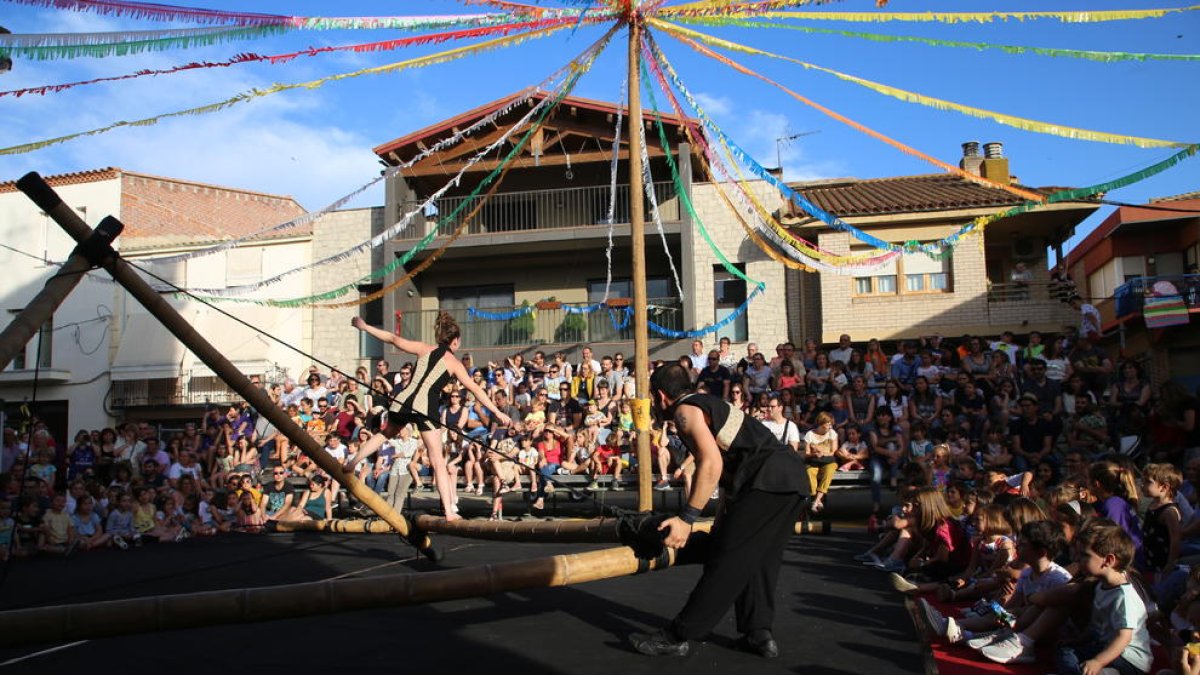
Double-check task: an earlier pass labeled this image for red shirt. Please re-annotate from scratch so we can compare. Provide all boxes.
[538,440,562,465]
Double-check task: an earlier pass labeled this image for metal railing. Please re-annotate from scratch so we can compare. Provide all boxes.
[399,298,684,348]
[397,182,681,238]
[111,374,251,408]
[986,280,1076,303]
[1113,274,1200,318]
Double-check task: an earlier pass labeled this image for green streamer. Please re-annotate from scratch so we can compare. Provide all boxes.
[0,26,288,61]
[681,17,1200,63]
[640,61,763,290]
[187,35,613,308]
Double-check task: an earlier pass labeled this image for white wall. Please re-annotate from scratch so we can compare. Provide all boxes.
[0,177,123,433]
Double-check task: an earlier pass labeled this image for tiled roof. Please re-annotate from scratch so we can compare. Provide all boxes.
[119,171,308,251]
[0,167,121,193]
[781,174,1059,220]
[1150,189,1200,203]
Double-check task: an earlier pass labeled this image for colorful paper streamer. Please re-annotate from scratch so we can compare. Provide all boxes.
[654,19,1190,149]
[749,6,1200,24]
[0,22,572,156]
[679,18,1200,64]
[0,25,287,60]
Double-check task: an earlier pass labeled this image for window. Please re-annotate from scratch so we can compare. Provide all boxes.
[358,285,383,360]
[852,245,950,297]
[438,284,515,347]
[714,264,748,342]
[586,277,673,302]
[587,277,675,342]
[5,311,51,370]
[226,247,262,286]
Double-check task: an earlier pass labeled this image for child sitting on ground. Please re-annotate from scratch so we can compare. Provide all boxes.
[921,520,1070,647]
[892,503,1014,597]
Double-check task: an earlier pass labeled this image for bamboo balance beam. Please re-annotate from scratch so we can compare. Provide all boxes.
[14,173,433,558]
[0,544,675,648]
[274,516,717,540]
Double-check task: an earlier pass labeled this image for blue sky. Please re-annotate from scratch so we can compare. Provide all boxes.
[1,0,1197,257]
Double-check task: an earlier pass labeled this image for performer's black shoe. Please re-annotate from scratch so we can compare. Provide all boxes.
[630,630,689,657]
[737,629,779,658]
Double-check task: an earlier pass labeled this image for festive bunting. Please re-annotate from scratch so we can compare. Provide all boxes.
[655,19,1190,149]
[0,22,572,156]
[661,0,846,18]
[0,26,287,61]
[636,106,686,300]
[1,17,594,96]
[748,6,1200,24]
[601,79,626,304]
[680,18,1200,63]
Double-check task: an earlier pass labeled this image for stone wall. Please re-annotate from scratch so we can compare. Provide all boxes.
[310,207,386,373]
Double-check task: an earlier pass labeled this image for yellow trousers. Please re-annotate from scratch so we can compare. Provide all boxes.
[807,462,836,495]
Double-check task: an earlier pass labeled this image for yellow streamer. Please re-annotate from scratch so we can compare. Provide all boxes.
[651,20,1049,204]
[654,19,1188,150]
[0,23,568,156]
[751,6,1200,23]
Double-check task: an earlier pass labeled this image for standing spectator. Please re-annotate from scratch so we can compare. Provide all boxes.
[1070,294,1102,340]
[1010,262,1033,300]
[830,334,854,367]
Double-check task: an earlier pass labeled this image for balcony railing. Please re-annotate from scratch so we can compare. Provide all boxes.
[400,299,684,349]
[1112,275,1200,320]
[986,280,1075,303]
[397,182,681,239]
[111,375,252,408]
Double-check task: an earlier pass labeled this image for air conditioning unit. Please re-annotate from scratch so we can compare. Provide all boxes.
[1012,237,1041,261]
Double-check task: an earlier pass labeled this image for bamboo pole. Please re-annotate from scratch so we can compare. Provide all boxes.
[0,544,675,648]
[274,516,717,539]
[13,173,433,557]
[627,13,654,513]
[0,213,121,371]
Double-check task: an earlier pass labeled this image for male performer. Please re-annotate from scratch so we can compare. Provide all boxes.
[630,362,808,658]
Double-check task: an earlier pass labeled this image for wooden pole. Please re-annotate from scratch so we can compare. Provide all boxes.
[0,208,121,371]
[0,544,675,648]
[13,173,432,557]
[627,12,653,513]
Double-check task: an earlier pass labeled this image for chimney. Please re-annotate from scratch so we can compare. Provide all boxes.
[959,141,983,177]
[981,141,1011,185]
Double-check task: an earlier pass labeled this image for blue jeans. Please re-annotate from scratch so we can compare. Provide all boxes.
[869,456,900,505]
[1055,635,1143,675]
[364,473,389,494]
[537,463,561,500]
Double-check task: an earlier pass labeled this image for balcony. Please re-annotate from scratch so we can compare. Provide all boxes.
[985,281,1077,327]
[399,299,684,349]
[110,374,253,409]
[396,182,681,240]
[1101,275,1200,326]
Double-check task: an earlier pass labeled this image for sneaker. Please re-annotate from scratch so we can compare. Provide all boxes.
[872,558,905,574]
[113,534,128,550]
[966,628,1009,650]
[611,482,625,491]
[980,632,1035,664]
[853,551,877,563]
[736,629,779,659]
[587,481,601,491]
[919,599,947,637]
[629,630,689,657]
[653,479,671,491]
[945,617,962,644]
[859,553,885,567]
[890,572,919,593]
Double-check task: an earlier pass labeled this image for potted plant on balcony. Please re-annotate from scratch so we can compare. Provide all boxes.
[499,301,535,345]
[606,297,632,308]
[535,297,562,311]
[555,308,587,343]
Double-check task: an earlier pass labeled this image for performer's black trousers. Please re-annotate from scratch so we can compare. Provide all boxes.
[669,490,806,641]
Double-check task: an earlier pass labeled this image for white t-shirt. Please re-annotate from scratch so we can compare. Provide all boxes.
[762,419,800,448]
[803,428,839,456]
[1080,303,1102,337]
[1014,562,1071,601]
[1089,582,1152,672]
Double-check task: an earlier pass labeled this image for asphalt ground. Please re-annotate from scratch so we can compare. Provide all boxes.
[0,489,923,675]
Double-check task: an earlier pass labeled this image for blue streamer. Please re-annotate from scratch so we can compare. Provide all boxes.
[564,302,605,314]
[467,305,534,321]
[648,284,765,339]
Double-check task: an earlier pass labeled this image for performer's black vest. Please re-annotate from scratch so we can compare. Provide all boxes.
[671,393,809,498]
